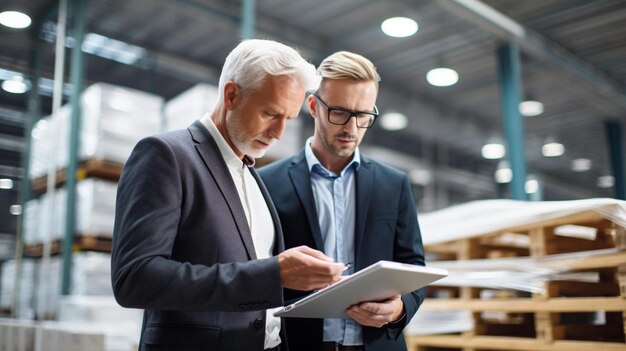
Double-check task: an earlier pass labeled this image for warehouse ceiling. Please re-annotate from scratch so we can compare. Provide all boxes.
[1,0,625,214]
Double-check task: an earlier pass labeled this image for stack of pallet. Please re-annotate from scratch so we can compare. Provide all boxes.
[0,83,164,320]
[405,198,626,351]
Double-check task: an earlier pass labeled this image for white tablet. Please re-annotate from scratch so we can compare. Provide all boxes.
[274,260,447,319]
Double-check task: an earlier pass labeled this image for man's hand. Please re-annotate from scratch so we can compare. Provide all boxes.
[346,295,404,328]
[278,246,344,291]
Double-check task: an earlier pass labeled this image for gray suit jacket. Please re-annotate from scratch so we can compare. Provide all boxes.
[112,121,286,351]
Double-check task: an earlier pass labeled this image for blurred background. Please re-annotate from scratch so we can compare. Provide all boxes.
[0,1,625,350]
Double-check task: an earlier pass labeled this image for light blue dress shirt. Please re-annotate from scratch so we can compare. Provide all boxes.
[304,138,363,346]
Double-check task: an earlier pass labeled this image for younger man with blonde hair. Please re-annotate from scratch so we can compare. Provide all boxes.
[260,51,426,351]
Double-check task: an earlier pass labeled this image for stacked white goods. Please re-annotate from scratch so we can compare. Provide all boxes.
[56,296,142,351]
[56,83,164,167]
[27,252,112,320]
[22,199,40,245]
[0,318,36,351]
[35,320,141,351]
[21,179,117,245]
[28,117,52,179]
[75,179,117,237]
[0,259,37,319]
[36,189,67,244]
[28,83,163,181]
[164,83,218,131]
[35,322,106,351]
[71,252,114,296]
[35,257,61,319]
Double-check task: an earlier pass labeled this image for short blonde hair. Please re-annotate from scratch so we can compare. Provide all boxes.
[317,51,380,90]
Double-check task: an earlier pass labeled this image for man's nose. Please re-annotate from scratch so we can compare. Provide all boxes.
[344,115,359,132]
[270,118,287,140]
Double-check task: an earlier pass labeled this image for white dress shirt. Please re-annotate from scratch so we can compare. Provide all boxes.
[201,114,281,349]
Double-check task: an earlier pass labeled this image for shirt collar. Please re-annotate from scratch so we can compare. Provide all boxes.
[304,137,360,177]
[200,114,255,169]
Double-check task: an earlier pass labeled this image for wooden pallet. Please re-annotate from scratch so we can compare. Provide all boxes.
[22,235,113,257]
[31,158,123,192]
[426,214,624,260]
[408,212,626,351]
[405,335,626,351]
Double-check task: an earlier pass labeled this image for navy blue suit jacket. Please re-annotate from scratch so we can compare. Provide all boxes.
[112,121,286,351]
[259,149,425,351]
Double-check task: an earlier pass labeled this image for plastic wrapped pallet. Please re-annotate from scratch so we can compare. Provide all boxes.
[419,198,626,245]
[164,83,218,131]
[71,252,114,296]
[75,179,117,237]
[35,252,114,320]
[29,84,163,180]
[22,199,40,245]
[22,179,117,244]
[28,117,52,179]
[0,318,36,351]
[55,296,142,351]
[0,259,37,319]
[35,189,67,244]
[62,83,164,166]
[35,257,61,319]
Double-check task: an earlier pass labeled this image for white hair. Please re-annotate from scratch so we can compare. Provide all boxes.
[217,39,319,102]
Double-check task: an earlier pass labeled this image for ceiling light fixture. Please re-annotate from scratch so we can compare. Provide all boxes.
[525,178,539,194]
[597,175,614,188]
[494,160,512,184]
[481,138,505,159]
[542,140,564,157]
[426,67,459,87]
[381,17,418,38]
[2,76,29,94]
[9,204,22,216]
[519,100,544,117]
[0,178,13,189]
[379,112,408,131]
[571,158,592,172]
[0,10,31,29]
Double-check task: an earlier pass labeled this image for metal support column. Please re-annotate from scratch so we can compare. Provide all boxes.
[62,0,87,295]
[240,0,255,40]
[497,42,527,200]
[605,120,626,200]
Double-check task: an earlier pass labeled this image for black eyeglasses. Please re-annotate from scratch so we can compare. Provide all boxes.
[312,93,378,129]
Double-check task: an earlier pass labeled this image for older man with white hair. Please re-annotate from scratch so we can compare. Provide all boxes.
[112,39,346,351]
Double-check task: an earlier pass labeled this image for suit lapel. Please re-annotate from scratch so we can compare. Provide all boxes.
[188,121,257,260]
[288,151,325,251]
[355,157,374,261]
[250,167,285,255]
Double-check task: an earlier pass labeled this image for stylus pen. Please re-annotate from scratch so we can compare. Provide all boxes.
[342,262,353,272]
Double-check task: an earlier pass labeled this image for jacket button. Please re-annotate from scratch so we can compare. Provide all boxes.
[253,318,264,330]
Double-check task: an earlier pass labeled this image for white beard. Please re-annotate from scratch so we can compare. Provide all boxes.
[226,115,274,158]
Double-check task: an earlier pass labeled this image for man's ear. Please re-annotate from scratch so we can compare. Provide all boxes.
[307,95,318,120]
[223,81,240,110]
